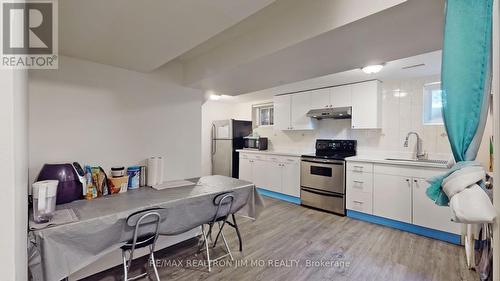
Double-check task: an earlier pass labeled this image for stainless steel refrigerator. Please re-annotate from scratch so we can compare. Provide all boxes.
[211,119,252,178]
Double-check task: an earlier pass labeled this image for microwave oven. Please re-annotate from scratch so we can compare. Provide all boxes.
[244,137,268,150]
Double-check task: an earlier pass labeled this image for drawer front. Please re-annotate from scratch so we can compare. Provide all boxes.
[247,154,266,161]
[301,188,345,215]
[346,171,373,193]
[239,153,249,159]
[373,164,447,178]
[266,155,282,162]
[346,190,372,214]
[347,162,373,173]
[282,157,300,164]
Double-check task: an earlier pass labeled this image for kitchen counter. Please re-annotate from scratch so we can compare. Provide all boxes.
[236,149,310,157]
[346,155,449,169]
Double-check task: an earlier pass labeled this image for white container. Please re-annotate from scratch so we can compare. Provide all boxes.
[111,167,125,178]
[32,180,59,223]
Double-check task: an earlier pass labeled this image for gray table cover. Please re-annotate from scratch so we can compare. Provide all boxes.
[28,175,264,281]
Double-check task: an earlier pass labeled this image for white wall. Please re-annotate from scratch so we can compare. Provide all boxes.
[29,56,203,187]
[0,69,29,281]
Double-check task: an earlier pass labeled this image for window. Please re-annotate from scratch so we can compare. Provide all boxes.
[423,82,444,125]
[252,103,274,127]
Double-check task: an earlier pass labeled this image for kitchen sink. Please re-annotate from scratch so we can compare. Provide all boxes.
[384,158,448,165]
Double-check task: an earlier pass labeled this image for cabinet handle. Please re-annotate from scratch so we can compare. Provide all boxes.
[353,180,364,184]
[353,166,363,172]
[353,200,363,204]
[414,179,418,183]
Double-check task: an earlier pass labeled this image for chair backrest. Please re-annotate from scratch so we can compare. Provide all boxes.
[126,208,163,249]
[212,193,235,224]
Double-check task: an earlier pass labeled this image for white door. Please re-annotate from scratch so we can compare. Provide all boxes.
[238,157,253,182]
[266,162,283,193]
[310,88,331,109]
[252,160,268,188]
[331,85,352,108]
[290,93,313,130]
[373,174,412,223]
[282,160,300,197]
[351,80,381,129]
[412,178,461,234]
[273,95,291,130]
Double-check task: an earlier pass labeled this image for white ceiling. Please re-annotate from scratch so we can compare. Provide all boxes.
[221,50,442,104]
[189,0,444,95]
[59,0,276,72]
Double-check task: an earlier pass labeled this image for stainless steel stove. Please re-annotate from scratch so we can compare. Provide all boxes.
[300,139,357,215]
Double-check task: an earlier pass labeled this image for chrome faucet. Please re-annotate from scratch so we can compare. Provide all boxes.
[404,132,426,160]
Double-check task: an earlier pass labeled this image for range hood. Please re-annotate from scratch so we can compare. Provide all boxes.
[306,106,352,120]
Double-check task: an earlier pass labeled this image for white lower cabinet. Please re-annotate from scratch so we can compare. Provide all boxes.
[346,161,461,235]
[239,153,300,197]
[412,178,461,234]
[373,174,412,223]
[238,157,253,182]
[282,159,300,197]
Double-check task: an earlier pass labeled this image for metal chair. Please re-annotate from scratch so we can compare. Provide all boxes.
[199,193,235,272]
[213,213,243,252]
[121,208,163,281]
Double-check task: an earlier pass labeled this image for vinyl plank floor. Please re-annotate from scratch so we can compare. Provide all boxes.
[83,197,478,281]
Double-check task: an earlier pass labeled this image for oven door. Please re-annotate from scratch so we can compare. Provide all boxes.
[300,159,345,194]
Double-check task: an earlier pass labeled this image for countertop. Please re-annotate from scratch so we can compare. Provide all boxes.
[345,155,449,169]
[236,149,310,157]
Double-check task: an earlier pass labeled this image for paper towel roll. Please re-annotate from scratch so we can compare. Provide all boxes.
[147,157,158,186]
[157,156,164,185]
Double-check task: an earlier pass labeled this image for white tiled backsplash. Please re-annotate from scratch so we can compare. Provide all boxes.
[254,75,453,159]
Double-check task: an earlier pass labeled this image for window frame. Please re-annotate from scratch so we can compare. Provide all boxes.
[252,103,274,128]
[422,82,444,126]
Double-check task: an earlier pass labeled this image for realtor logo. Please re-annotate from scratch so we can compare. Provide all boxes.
[1,0,58,69]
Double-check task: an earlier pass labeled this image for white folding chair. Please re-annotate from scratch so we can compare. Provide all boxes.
[199,193,235,272]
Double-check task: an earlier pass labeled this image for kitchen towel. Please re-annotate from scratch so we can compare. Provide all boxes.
[147,157,159,186]
[147,156,165,186]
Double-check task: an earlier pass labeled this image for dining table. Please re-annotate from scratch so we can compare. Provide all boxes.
[28,175,264,281]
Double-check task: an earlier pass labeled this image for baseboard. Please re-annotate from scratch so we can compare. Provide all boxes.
[346,210,461,245]
[257,188,301,204]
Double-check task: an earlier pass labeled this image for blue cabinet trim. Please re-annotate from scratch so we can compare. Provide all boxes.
[257,188,301,205]
[346,210,461,245]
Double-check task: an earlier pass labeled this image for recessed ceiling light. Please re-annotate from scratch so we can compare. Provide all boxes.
[393,90,408,98]
[361,64,384,74]
[209,94,222,100]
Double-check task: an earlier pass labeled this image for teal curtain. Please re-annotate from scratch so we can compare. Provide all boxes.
[427,0,493,205]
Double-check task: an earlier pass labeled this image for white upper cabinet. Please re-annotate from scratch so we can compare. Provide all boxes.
[351,80,382,129]
[290,92,314,130]
[331,84,352,108]
[310,85,352,109]
[273,95,291,130]
[273,93,314,130]
[274,80,381,130]
[310,88,331,109]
